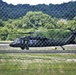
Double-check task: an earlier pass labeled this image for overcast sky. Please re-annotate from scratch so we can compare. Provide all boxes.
[3,0,75,5]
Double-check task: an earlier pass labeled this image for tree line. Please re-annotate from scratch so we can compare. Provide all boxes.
[0,0,76,20]
[0,11,76,41]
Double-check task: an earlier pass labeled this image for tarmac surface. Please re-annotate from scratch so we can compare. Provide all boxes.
[0,44,76,53]
[0,49,76,53]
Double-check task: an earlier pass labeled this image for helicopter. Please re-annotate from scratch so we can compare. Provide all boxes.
[9,28,76,50]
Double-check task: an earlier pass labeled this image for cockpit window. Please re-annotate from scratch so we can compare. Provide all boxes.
[13,38,28,44]
[13,38,20,44]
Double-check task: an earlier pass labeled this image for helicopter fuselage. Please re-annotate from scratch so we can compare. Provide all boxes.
[9,35,75,50]
[9,29,76,50]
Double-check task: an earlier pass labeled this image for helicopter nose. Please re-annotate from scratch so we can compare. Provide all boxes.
[9,42,15,47]
[9,43,13,47]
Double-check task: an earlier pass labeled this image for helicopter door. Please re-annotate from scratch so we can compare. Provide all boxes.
[20,39,27,44]
[20,39,25,50]
[21,39,24,45]
[20,39,29,50]
[24,40,29,50]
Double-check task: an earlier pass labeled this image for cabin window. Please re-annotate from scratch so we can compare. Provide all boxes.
[25,40,28,44]
[29,40,37,44]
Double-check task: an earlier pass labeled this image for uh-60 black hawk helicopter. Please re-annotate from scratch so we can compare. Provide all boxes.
[9,28,76,50]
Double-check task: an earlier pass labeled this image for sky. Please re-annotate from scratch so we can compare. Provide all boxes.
[3,0,75,5]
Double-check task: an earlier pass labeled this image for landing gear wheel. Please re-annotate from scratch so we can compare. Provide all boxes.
[55,47,57,50]
[21,47,25,50]
[26,47,29,50]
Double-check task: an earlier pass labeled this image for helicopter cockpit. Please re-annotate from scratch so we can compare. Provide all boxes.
[9,37,28,47]
[9,38,20,47]
[14,38,21,44]
[10,39,20,46]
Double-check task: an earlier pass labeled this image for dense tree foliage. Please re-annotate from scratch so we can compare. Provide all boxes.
[0,0,76,20]
[0,11,76,41]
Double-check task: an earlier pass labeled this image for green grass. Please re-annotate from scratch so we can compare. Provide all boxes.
[0,53,76,75]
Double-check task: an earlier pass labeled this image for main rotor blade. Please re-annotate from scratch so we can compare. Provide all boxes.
[18,32,34,34]
[0,32,34,35]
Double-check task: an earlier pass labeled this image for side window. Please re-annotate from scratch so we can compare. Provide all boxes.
[25,40,27,44]
[17,40,20,43]
[29,40,33,44]
[21,40,24,44]
[29,40,37,44]
[20,39,27,44]
[13,38,20,44]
